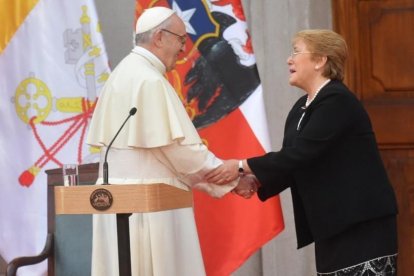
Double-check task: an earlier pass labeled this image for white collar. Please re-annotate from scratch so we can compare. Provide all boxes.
[131,46,166,74]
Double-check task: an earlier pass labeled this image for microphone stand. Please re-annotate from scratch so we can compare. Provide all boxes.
[103,107,137,185]
[100,107,136,276]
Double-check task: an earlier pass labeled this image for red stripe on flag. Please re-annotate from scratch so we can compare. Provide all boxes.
[195,108,284,275]
[198,107,264,158]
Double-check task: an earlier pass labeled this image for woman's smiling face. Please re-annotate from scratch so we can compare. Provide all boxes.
[287,38,319,91]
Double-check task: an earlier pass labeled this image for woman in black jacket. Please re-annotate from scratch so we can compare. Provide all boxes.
[207,29,398,275]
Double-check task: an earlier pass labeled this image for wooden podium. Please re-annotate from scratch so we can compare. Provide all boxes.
[54,182,193,215]
[51,164,192,276]
[54,183,193,276]
[5,163,192,276]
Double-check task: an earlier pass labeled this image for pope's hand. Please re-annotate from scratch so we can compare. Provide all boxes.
[205,159,239,185]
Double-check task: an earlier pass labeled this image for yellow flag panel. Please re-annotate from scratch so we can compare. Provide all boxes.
[0,0,38,53]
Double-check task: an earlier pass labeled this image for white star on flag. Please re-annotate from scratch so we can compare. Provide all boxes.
[172,1,196,35]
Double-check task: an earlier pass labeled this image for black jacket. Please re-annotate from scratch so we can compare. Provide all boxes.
[248,80,397,248]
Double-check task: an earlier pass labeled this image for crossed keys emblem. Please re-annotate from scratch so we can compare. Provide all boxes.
[13,5,109,187]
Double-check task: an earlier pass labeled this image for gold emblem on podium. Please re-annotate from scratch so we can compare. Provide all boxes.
[90,188,113,211]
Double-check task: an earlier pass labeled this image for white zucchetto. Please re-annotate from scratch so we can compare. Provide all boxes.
[135,7,175,34]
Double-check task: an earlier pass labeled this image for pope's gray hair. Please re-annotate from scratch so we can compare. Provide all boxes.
[135,16,173,45]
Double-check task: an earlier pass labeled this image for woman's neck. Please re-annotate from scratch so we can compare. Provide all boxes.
[305,78,331,107]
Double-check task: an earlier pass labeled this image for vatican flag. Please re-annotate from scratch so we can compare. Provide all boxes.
[0,0,109,274]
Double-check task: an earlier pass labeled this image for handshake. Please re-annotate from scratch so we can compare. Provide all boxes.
[205,159,260,199]
[232,174,260,199]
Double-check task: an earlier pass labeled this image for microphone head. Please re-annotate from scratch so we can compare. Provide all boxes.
[129,107,137,116]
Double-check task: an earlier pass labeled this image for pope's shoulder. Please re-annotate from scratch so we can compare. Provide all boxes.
[111,52,161,79]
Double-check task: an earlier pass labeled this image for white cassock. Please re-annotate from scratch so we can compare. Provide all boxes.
[86,46,236,276]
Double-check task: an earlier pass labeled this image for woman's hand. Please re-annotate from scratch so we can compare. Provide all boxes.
[232,175,260,199]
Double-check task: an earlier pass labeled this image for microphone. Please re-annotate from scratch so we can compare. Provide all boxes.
[103,107,137,184]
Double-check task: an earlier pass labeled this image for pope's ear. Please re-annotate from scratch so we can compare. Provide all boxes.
[153,29,164,47]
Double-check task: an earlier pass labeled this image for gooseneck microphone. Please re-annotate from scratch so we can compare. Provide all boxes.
[103,107,137,185]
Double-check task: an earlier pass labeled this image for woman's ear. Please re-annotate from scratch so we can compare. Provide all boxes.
[315,55,327,70]
[320,55,328,67]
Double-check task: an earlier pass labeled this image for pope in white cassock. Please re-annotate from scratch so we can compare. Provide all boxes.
[86,7,242,276]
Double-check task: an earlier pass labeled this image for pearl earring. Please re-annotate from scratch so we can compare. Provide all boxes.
[315,66,319,70]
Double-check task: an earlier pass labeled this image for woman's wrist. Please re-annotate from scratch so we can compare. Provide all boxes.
[238,160,245,176]
[240,159,252,174]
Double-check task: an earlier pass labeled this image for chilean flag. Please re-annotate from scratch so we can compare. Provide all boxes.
[136,1,284,275]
